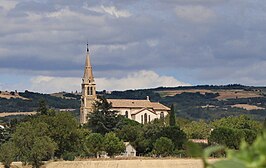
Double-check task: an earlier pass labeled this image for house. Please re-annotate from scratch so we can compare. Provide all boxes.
[107,98,170,124]
[121,142,136,157]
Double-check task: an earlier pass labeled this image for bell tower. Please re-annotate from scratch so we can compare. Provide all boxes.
[80,44,97,124]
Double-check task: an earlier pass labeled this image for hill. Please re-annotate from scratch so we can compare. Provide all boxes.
[1,84,266,121]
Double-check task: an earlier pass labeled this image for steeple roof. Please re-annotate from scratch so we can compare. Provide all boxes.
[83,46,94,82]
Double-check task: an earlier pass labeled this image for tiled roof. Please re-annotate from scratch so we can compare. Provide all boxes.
[150,102,170,111]
[107,99,170,111]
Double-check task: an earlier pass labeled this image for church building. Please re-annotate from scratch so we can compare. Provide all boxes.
[80,46,170,124]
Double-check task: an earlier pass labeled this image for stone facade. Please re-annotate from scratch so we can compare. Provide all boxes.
[80,47,170,124]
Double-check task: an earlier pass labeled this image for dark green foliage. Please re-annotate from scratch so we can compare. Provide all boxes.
[103,132,125,157]
[37,99,48,115]
[169,104,176,126]
[33,112,85,158]
[209,127,243,149]
[62,152,75,161]
[88,97,122,135]
[0,127,11,145]
[0,141,17,168]
[160,126,187,149]
[0,90,79,113]
[86,133,104,157]
[153,137,174,156]
[11,121,57,168]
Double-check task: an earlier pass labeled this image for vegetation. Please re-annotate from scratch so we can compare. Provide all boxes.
[0,141,17,168]
[153,137,174,157]
[0,94,265,167]
[87,97,122,135]
[103,132,125,158]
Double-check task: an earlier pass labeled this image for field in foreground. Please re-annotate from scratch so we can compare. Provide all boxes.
[0,159,219,168]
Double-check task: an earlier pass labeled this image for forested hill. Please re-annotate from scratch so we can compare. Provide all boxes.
[1,84,266,121]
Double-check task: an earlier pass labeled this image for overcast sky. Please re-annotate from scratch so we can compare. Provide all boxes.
[0,0,266,93]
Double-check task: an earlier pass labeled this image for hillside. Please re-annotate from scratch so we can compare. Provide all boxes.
[1,84,266,121]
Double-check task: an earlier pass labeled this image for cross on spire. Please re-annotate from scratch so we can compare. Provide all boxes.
[86,43,89,53]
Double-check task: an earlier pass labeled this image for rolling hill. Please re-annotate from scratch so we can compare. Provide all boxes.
[1,84,266,121]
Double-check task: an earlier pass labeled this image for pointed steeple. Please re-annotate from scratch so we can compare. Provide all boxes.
[83,44,94,83]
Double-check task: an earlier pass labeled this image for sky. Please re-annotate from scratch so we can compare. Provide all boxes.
[0,0,266,93]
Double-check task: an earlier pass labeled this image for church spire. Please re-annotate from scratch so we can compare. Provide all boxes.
[83,44,94,83]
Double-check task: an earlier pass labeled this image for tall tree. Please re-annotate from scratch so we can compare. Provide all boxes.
[37,99,48,115]
[169,104,176,127]
[103,132,125,158]
[86,133,104,158]
[11,121,57,168]
[88,97,122,135]
[153,137,174,157]
[0,141,17,168]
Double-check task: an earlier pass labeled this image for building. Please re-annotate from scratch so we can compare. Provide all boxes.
[80,45,97,124]
[107,98,170,124]
[80,46,170,124]
[121,142,136,157]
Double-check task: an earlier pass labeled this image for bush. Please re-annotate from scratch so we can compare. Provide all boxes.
[62,152,75,161]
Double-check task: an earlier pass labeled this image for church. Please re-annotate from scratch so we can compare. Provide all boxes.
[80,46,170,124]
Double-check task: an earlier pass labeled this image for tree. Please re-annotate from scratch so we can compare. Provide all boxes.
[103,132,125,158]
[209,127,243,149]
[153,137,174,157]
[211,115,261,132]
[0,141,17,168]
[86,133,104,158]
[88,97,122,135]
[161,126,187,149]
[169,104,176,127]
[11,122,57,168]
[183,120,211,139]
[37,99,48,115]
[33,112,84,158]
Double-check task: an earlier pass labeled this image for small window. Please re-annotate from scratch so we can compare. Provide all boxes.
[125,111,128,118]
[160,112,164,119]
[149,115,150,122]
[141,115,143,124]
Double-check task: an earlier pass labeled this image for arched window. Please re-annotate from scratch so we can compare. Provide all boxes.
[125,111,128,118]
[149,115,151,122]
[160,112,164,119]
[90,87,93,95]
[144,113,147,124]
[141,115,143,124]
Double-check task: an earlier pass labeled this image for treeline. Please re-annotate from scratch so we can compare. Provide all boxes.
[0,90,79,112]
[0,97,265,168]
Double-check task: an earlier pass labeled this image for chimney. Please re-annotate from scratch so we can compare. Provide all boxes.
[146,96,150,101]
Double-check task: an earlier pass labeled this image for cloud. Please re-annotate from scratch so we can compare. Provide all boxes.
[85,5,131,18]
[175,5,215,23]
[29,70,190,93]
[0,0,266,91]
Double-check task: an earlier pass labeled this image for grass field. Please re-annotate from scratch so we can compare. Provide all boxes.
[1,159,220,168]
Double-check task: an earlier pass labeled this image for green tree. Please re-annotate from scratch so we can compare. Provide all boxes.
[211,115,261,132]
[86,133,104,158]
[88,97,122,135]
[161,126,187,149]
[169,104,176,127]
[209,127,243,149]
[153,137,174,157]
[0,141,18,168]
[103,132,125,158]
[183,120,211,139]
[33,112,84,158]
[37,99,48,115]
[11,121,57,168]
